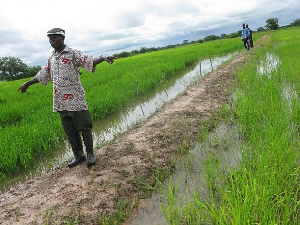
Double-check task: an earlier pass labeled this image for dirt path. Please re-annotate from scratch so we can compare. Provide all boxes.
[0,51,250,224]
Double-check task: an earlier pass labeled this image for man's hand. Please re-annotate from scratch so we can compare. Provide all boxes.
[103,56,118,64]
[17,77,39,93]
[18,82,29,93]
[93,56,118,72]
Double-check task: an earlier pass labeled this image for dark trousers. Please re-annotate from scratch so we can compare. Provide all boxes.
[59,110,94,156]
[250,38,254,47]
[243,38,249,49]
[59,110,95,166]
[59,110,93,135]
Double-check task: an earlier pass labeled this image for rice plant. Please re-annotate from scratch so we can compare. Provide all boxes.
[159,27,300,224]
[0,34,263,179]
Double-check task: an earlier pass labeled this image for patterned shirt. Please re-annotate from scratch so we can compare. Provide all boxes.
[35,46,94,112]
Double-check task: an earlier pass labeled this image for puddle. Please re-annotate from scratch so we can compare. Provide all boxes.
[92,53,235,147]
[258,52,280,78]
[258,51,296,133]
[125,122,242,225]
[1,52,236,192]
[123,50,292,225]
[282,82,297,113]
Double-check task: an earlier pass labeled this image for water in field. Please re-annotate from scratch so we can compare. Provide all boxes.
[1,53,236,192]
[257,51,280,78]
[124,123,242,225]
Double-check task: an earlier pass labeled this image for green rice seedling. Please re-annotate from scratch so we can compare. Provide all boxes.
[160,178,181,224]
[158,27,300,224]
[183,153,195,184]
[97,198,135,225]
[1,36,249,178]
[213,29,299,223]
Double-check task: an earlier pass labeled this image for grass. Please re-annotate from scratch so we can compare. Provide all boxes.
[159,27,300,224]
[0,34,261,179]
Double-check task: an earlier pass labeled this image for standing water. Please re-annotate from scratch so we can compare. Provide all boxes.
[1,53,236,192]
[125,51,284,225]
[125,123,242,225]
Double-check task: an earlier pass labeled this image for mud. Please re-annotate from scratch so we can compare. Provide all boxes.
[0,51,249,224]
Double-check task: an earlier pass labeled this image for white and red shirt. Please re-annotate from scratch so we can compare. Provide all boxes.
[35,46,94,112]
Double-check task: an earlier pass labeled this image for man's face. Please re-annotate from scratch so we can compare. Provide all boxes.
[48,35,64,49]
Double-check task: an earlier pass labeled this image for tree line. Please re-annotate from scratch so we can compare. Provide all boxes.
[1,18,299,81]
[0,56,41,81]
[113,18,300,58]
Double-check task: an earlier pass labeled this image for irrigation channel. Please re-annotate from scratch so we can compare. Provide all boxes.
[125,122,242,225]
[1,53,236,192]
[125,51,281,225]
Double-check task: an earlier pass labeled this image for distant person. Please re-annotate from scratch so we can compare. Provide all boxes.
[18,28,117,167]
[241,23,250,51]
[246,24,254,48]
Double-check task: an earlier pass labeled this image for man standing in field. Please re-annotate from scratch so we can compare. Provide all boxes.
[241,23,250,51]
[18,28,117,167]
[246,24,254,48]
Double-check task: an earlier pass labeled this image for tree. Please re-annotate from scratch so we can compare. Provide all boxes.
[0,56,28,81]
[140,47,147,53]
[228,31,240,38]
[25,65,41,78]
[257,27,265,32]
[265,18,279,30]
[220,34,227,39]
[183,40,189,44]
[166,45,176,49]
[290,19,300,27]
[113,51,130,58]
[204,35,219,42]
[130,50,139,56]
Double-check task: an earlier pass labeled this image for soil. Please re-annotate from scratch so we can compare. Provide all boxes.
[0,49,251,224]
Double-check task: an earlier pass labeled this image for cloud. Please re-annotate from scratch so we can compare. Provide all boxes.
[116,11,145,29]
[0,0,299,66]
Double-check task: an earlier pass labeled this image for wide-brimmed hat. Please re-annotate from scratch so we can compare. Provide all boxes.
[47,28,65,37]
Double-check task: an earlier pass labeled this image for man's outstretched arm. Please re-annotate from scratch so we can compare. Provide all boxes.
[92,56,118,72]
[18,77,39,93]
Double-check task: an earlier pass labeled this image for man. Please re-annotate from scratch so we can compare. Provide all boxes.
[18,28,117,167]
[246,24,254,48]
[241,23,250,51]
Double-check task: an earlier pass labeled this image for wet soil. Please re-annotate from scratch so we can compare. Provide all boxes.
[0,51,250,224]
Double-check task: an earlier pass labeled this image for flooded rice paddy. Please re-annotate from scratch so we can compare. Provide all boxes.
[126,122,242,225]
[127,51,283,225]
[1,53,236,192]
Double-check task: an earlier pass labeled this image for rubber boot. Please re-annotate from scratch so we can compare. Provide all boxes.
[82,130,96,167]
[67,133,86,167]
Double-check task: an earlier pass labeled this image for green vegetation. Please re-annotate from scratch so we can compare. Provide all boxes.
[0,56,41,81]
[265,17,279,30]
[159,28,300,224]
[0,35,259,179]
[1,24,300,225]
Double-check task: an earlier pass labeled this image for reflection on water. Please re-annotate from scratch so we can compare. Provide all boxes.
[258,52,280,78]
[126,123,242,225]
[1,53,236,192]
[282,82,297,113]
[92,53,235,147]
[127,51,290,225]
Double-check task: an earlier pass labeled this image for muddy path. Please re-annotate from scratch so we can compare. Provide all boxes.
[0,50,251,224]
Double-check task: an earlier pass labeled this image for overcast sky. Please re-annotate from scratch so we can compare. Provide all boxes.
[0,0,299,66]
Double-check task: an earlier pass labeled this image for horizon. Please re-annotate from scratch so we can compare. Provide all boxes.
[0,0,299,66]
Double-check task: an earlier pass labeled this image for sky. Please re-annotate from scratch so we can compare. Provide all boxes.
[0,0,299,66]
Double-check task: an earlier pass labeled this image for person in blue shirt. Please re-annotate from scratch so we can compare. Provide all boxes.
[246,24,254,48]
[241,23,250,50]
